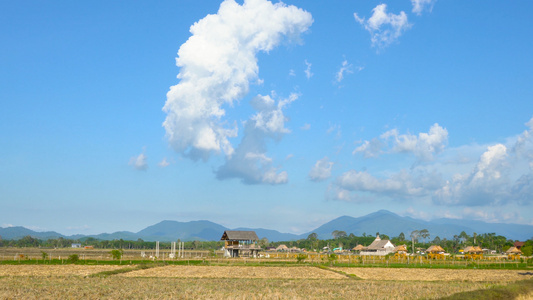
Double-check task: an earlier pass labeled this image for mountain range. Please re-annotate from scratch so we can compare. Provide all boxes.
[1,210,531,242]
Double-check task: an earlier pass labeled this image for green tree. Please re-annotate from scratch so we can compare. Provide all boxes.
[398,232,405,242]
[420,229,430,244]
[521,245,532,257]
[332,230,347,239]
[259,237,269,248]
[307,233,318,240]
[110,249,124,260]
[41,251,48,261]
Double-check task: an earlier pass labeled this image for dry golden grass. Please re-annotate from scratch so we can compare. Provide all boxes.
[332,267,532,282]
[0,275,495,299]
[516,291,533,300]
[0,265,123,277]
[120,265,346,279]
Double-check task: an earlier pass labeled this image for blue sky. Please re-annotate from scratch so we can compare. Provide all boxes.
[1,0,533,236]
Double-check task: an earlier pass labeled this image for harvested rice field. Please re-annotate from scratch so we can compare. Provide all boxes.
[0,264,531,299]
[119,265,346,279]
[332,267,533,282]
[0,265,124,276]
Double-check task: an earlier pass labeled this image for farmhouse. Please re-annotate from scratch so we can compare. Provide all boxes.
[360,235,395,256]
[220,230,261,258]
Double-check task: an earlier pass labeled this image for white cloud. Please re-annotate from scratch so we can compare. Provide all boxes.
[304,59,313,79]
[250,93,297,134]
[289,69,296,76]
[388,123,449,161]
[433,117,533,207]
[129,152,148,171]
[158,158,170,168]
[215,93,296,185]
[353,138,383,158]
[335,59,353,82]
[309,157,334,182]
[433,144,508,206]
[355,123,448,161]
[300,123,311,130]
[335,169,428,199]
[162,0,312,160]
[411,0,437,16]
[354,4,411,49]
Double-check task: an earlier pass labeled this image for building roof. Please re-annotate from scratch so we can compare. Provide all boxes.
[506,246,522,254]
[220,230,259,241]
[394,245,408,252]
[352,244,364,251]
[514,241,525,248]
[426,245,445,253]
[367,236,394,250]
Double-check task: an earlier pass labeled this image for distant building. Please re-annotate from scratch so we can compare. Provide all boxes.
[360,235,395,256]
[71,243,81,248]
[220,230,260,258]
[514,241,525,250]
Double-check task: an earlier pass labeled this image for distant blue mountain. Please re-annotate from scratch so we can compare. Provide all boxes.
[1,210,532,242]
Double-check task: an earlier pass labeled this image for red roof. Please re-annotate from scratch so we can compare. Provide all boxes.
[514,241,525,249]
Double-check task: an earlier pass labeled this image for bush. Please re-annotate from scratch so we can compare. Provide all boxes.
[110,249,124,260]
[296,254,308,263]
[327,253,338,265]
[68,254,79,263]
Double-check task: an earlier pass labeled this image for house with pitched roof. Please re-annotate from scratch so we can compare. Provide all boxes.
[220,230,261,258]
[360,235,395,256]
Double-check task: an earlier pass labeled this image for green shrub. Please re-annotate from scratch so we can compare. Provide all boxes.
[296,254,308,263]
[110,249,124,260]
[68,254,79,263]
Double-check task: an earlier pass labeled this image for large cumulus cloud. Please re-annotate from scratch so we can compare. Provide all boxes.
[163,0,312,161]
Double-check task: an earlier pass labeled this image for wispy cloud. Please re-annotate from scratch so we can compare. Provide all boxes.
[309,157,334,182]
[158,158,170,168]
[354,4,411,49]
[129,151,148,171]
[411,0,437,16]
[300,123,311,130]
[304,59,313,79]
[215,93,297,185]
[354,123,448,161]
[335,59,353,82]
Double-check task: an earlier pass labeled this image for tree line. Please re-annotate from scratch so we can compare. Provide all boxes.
[1,230,531,256]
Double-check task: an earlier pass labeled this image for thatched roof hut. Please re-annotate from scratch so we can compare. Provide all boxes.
[426,245,445,253]
[220,231,259,241]
[506,246,522,254]
[276,244,289,251]
[394,245,408,252]
[352,244,364,251]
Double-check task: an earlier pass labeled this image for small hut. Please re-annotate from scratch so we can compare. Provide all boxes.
[463,245,483,260]
[360,235,395,256]
[426,245,445,259]
[506,246,522,260]
[394,244,408,258]
[220,231,260,258]
[352,244,364,253]
[276,244,289,252]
